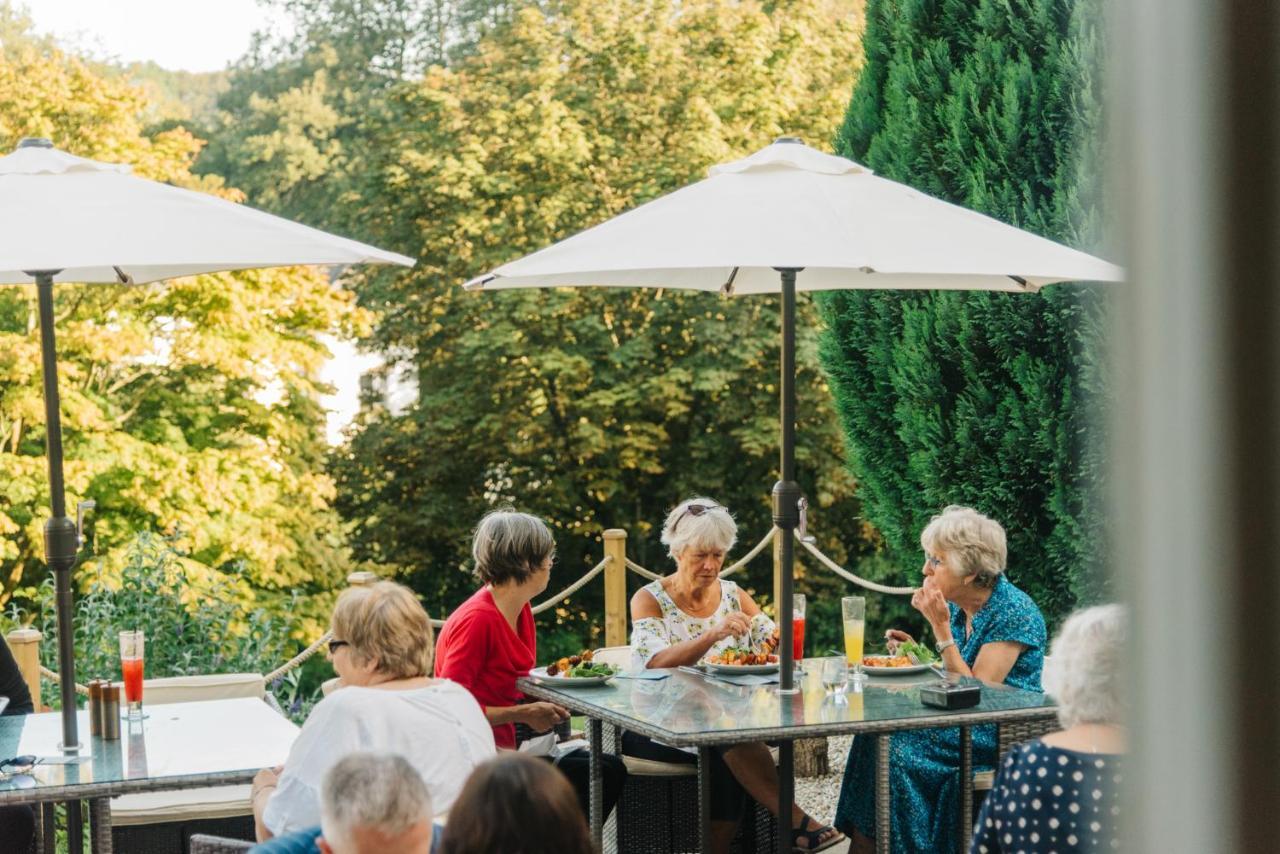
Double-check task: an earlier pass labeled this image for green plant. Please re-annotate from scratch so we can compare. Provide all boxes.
[4,532,318,718]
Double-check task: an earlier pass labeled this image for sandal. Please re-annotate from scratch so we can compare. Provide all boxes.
[791,814,845,852]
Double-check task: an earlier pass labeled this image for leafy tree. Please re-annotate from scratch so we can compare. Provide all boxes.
[331,0,873,653]
[0,20,366,633]
[816,0,1111,630]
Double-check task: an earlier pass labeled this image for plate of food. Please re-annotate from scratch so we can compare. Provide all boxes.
[531,651,619,686]
[860,654,933,675]
[704,648,779,674]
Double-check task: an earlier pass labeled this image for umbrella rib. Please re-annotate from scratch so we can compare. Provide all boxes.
[720,266,740,296]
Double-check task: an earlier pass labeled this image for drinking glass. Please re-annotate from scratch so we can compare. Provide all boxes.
[791,593,806,664]
[842,596,866,683]
[119,630,145,721]
[821,656,849,698]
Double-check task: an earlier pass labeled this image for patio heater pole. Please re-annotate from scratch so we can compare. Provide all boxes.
[772,266,804,854]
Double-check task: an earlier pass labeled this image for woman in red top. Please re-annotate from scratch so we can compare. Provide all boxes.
[435,509,625,816]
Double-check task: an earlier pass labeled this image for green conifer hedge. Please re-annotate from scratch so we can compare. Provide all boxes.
[817,0,1112,628]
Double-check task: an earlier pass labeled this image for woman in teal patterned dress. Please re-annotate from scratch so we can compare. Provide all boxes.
[835,506,1046,854]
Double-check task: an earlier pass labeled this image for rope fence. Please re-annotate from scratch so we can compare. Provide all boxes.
[32,530,912,692]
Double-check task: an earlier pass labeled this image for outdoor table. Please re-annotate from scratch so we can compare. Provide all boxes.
[519,664,1055,854]
[0,696,299,853]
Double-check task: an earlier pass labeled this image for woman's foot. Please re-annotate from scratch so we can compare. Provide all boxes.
[791,814,845,852]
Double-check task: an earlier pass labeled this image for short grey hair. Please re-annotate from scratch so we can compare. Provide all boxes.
[320,753,433,850]
[471,509,556,586]
[1043,604,1126,728]
[660,497,737,560]
[920,505,1007,588]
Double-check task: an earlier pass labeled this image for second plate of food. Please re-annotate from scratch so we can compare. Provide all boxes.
[861,655,934,675]
[705,661,779,675]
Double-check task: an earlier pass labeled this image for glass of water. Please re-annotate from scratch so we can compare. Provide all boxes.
[821,656,849,698]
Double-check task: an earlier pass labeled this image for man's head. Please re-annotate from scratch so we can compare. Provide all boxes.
[317,753,433,854]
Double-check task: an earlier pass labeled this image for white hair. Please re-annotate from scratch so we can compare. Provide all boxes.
[920,505,1007,588]
[320,752,433,851]
[660,497,737,560]
[1043,604,1127,729]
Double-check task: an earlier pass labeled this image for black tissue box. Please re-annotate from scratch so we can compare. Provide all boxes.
[920,680,981,710]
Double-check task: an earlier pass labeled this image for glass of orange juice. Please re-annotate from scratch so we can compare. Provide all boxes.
[119,630,145,721]
[841,596,866,683]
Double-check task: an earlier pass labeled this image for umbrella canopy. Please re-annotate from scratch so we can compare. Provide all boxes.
[467,139,1120,294]
[0,138,413,781]
[0,141,413,284]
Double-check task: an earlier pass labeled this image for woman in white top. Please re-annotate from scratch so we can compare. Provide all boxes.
[627,498,844,854]
[252,581,496,841]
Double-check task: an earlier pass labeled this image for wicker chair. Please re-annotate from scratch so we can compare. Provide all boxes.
[189,834,254,853]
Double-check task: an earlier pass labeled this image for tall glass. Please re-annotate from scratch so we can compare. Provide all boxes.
[792,593,806,664]
[119,630,145,721]
[842,596,866,683]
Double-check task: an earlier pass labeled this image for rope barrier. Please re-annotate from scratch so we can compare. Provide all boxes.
[720,528,776,578]
[530,556,611,615]
[264,630,333,684]
[39,664,89,696]
[624,558,662,581]
[796,532,915,595]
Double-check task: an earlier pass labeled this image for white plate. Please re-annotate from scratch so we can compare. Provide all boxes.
[529,671,616,686]
[861,657,935,675]
[705,662,779,675]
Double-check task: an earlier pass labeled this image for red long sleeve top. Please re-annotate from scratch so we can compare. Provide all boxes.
[434,586,536,749]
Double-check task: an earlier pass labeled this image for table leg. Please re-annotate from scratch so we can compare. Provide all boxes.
[67,800,84,854]
[698,747,712,854]
[777,741,794,854]
[88,797,113,854]
[959,725,974,852]
[588,718,603,848]
[875,735,891,854]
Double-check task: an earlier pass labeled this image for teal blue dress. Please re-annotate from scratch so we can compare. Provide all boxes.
[834,574,1046,853]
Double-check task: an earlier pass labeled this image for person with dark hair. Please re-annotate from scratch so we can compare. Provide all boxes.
[434,509,625,820]
[436,753,593,854]
[0,637,35,852]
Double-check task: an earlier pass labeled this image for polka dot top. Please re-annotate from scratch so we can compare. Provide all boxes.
[971,741,1123,854]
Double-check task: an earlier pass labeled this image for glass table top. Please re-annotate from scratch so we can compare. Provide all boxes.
[520,664,1055,745]
[0,697,299,794]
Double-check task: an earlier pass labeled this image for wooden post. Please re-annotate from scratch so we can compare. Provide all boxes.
[603,529,628,648]
[6,628,43,711]
[347,571,380,587]
[795,737,830,777]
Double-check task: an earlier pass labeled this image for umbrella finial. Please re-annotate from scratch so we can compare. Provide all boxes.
[17,137,54,151]
[773,136,804,145]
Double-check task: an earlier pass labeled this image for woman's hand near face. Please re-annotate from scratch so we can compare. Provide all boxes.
[911,578,951,632]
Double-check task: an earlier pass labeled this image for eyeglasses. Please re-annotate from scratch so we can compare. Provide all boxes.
[327,639,349,655]
[672,503,722,533]
[925,554,943,569]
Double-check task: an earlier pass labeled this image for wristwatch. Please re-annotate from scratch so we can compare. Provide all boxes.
[935,638,956,654]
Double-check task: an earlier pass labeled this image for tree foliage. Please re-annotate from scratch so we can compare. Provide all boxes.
[816,0,1111,629]
[0,17,366,631]
[329,0,873,650]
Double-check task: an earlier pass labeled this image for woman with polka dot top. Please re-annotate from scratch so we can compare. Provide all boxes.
[970,604,1126,853]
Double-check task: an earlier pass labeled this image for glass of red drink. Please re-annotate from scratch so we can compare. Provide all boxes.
[119,630,145,721]
[792,593,806,664]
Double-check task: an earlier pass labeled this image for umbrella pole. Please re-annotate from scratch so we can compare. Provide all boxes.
[772,267,804,854]
[33,272,83,753]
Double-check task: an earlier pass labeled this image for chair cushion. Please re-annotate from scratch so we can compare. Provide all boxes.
[622,755,697,777]
[142,674,265,705]
[111,784,252,825]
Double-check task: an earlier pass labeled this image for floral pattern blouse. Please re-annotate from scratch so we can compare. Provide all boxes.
[630,578,776,670]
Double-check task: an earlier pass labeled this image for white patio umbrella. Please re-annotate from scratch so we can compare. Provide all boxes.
[0,138,414,770]
[465,137,1121,854]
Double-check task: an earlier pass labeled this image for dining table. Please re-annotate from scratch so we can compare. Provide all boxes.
[519,662,1056,854]
[0,696,299,853]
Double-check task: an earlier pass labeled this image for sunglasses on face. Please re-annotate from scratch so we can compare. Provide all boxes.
[327,639,349,655]
[672,503,723,533]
